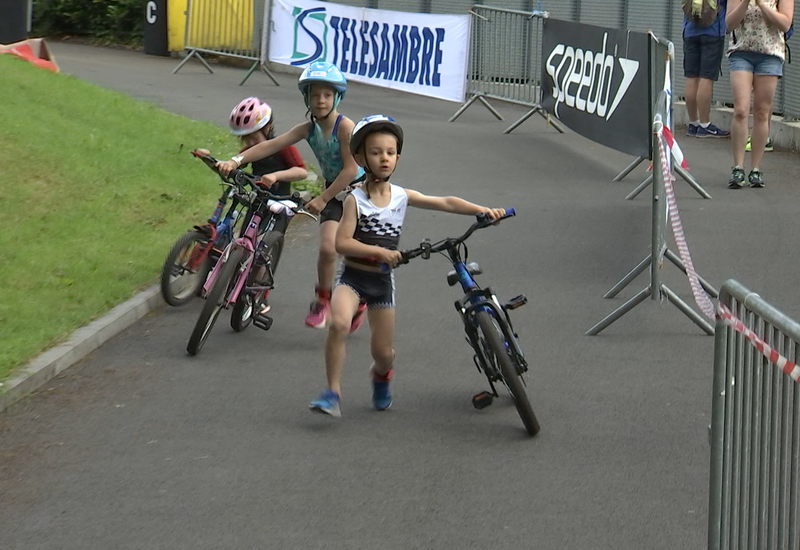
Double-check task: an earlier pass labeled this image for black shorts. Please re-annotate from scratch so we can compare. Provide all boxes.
[337,265,395,309]
[319,175,367,224]
[319,196,344,224]
[683,35,725,81]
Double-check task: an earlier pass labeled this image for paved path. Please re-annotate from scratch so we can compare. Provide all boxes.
[3,42,800,549]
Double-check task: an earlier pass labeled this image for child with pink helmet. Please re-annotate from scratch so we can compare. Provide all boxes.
[194,96,308,314]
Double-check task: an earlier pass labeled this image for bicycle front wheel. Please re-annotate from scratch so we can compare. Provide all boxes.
[160,230,211,306]
[475,310,540,436]
[260,230,285,287]
[187,248,244,356]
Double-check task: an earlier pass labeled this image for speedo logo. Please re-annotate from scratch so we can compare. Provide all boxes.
[545,34,639,120]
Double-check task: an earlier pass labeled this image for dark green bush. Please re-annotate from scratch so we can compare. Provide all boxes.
[33,0,144,45]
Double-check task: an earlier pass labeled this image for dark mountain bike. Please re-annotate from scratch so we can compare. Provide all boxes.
[398,210,540,436]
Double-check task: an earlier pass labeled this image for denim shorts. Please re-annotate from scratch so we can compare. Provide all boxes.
[728,51,783,77]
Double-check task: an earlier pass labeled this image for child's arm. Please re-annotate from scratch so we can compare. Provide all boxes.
[217,122,310,175]
[336,195,402,265]
[258,167,308,188]
[405,189,506,220]
[306,117,360,214]
[725,0,748,30]
[258,146,308,188]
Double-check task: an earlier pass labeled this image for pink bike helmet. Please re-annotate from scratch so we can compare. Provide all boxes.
[229,97,272,136]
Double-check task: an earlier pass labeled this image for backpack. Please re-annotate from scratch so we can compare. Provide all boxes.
[682,0,720,28]
[786,22,794,63]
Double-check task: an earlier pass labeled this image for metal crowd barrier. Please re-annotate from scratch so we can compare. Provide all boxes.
[448,5,564,134]
[709,280,800,550]
[172,0,278,86]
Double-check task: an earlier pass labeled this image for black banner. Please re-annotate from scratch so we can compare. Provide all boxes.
[541,19,651,158]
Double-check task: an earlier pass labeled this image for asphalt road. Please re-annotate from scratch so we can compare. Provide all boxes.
[3,41,800,549]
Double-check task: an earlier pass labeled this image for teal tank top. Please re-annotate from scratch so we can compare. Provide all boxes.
[306,114,364,184]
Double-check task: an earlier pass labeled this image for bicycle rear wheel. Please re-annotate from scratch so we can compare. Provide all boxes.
[160,230,211,306]
[475,310,540,436]
[187,248,244,355]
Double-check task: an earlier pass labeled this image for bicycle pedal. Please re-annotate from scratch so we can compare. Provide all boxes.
[253,314,273,331]
[472,391,494,410]
[505,294,528,310]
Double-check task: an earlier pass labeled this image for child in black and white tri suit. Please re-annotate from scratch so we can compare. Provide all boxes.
[309,115,507,417]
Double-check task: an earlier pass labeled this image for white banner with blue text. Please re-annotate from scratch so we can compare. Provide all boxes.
[268,0,470,102]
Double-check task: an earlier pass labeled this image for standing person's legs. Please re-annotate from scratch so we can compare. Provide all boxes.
[683,36,702,135]
[695,35,728,137]
[749,73,779,186]
[368,307,396,410]
[730,69,754,168]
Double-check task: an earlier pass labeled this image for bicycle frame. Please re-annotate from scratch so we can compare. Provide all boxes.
[202,208,263,307]
[444,247,529,380]
[184,183,242,273]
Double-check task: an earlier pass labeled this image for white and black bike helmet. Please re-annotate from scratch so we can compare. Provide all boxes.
[349,114,404,156]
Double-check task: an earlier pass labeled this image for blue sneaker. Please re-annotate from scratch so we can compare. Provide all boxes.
[686,123,699,137]
[371,368,393,411]
[309,389,341,417]
[696,123,730,138]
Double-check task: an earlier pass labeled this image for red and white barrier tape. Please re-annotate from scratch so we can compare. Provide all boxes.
[655,126,716,319]
[716,303,800,384]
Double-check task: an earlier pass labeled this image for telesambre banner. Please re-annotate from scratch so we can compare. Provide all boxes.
[268,0,470,102]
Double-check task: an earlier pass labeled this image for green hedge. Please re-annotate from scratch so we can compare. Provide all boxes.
[33,0,144,45]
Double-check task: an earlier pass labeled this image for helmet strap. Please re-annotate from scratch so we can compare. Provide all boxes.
[363,157,393,184]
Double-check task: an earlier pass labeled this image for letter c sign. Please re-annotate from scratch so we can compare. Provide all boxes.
[146,1,157,24]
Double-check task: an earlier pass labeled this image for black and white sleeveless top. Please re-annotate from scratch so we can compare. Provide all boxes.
[346,184,407,266]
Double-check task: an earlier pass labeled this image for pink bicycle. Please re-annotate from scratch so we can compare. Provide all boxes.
[186,165,316,356]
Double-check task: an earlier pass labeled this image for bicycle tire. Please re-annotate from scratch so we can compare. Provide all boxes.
[187,248,244,355]
[260,230,285,287]
[160,230,211,307]
[230,287,255,332]
[475,310,540,436]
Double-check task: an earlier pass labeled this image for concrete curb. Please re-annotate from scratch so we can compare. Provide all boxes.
[0,285,164,414]
[674,101,800,151]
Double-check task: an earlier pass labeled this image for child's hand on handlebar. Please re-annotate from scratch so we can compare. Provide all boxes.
[483,207,507,222]
[257,174,277,188]
[376,248,403,268]
[305,195,327,215]
[216,160,239,177]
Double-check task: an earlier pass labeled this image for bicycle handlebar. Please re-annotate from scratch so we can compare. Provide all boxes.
[396,208,515,267]
[192,150,314,218]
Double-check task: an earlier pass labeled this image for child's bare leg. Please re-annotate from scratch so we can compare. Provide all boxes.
[324,285,361,395]
[368,307,396,376]
[317,221,339,291]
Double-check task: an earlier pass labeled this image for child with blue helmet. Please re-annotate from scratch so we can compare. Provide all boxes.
[308,115,507,417]
[217,61,366,332]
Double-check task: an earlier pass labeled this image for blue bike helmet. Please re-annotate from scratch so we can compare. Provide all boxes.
[298,61,347,111]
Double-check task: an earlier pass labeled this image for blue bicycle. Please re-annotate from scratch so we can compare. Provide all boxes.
[160,151,247,306]
[398,210,540,436]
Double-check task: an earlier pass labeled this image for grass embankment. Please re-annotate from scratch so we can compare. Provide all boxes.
[0,54,316,381]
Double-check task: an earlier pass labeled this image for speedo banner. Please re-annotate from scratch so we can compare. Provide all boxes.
[268,0,470,102]
[541,19,651,158]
